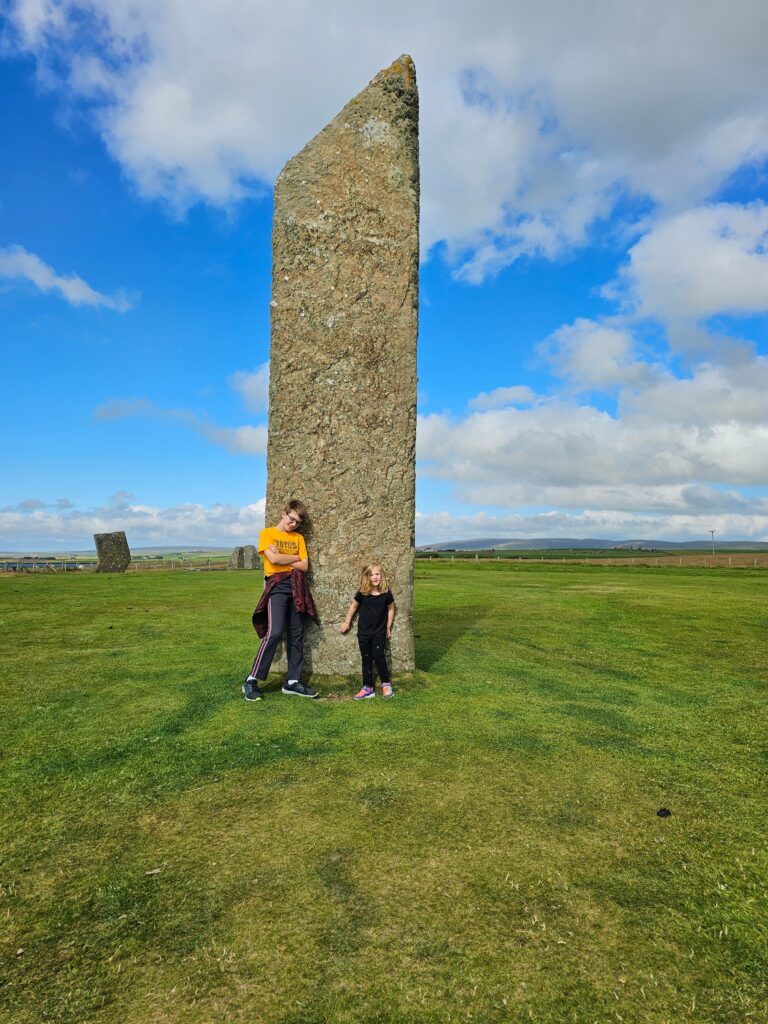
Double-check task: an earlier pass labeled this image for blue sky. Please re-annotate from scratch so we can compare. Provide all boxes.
[2,1,768,550]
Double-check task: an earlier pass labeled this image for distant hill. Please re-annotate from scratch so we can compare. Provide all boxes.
[418,537,768,552]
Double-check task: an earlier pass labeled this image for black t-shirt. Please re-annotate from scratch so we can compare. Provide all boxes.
[354,589,394,639]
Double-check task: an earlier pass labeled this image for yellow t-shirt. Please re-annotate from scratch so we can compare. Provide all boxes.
[258,527,307,576]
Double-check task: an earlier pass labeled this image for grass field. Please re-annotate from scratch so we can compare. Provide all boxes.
[1,562,766,1023]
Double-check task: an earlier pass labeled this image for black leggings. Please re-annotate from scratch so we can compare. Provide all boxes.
[358,633,390,687]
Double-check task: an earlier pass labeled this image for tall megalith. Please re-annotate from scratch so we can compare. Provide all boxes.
[266,55,419,675]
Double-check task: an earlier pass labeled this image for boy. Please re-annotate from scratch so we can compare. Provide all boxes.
[243,499,318,701]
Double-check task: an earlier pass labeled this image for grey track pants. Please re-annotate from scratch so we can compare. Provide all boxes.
[250,576,304,681]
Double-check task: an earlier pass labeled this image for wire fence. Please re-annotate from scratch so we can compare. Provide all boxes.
[418,552,768,569]
[0,557,235,574]
[4,552,767,574]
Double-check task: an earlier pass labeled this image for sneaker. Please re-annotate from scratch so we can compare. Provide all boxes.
[381,683,394,698]
[242,679,264,701]
[354,685,375,700]
[281,680,318,699]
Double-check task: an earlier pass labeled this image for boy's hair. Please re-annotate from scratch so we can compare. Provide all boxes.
[284,499,308,525]
[359,562,389,595]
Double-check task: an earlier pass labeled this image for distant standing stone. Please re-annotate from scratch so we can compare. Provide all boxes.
[94,531,131,573]
[243,544,258,569]
[266,55,419,674]
[229,546,245,569]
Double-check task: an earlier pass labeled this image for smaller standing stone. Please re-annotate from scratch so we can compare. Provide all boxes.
[94,531,131,573]
[229,546,245,569]
[243,544,258,569]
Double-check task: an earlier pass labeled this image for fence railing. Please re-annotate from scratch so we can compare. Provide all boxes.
[417,552,768,568]
[4,553,767,573]
[0,557,236,573]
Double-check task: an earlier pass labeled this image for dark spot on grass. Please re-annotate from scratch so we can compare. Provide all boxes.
[314,849,373,960]
[556,702,636,732]
[267,773,296,789]
[494,731,552,755]
[578,732,651,754]
[552,807,594,828]
[529,676,582,699]
[358,783,398,810]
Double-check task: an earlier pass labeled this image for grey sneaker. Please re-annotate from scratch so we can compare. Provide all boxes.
[281,680,318,698]
[242,679,264,701]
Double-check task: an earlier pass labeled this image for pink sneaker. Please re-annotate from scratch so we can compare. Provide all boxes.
[354,685,375,700]
[381,683,394,698]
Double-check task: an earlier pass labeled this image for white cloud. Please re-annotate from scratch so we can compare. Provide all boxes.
[418,351,768,507]
[5,493,765,549]
[621,359,768,427]
[1,497,46,512]
[539,318,658,391]
[94,397,267,454]
[196,423,267,455]
[229,362,269,414]
[9,2,768,277]
[0,244,132,310]
[415,508,768,546]
[468,385,536,410]
[612,202,768,326]
[0,494,267,549]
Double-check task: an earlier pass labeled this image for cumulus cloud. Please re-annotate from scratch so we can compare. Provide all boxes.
[0,494,267,549]
[611,202,768,327]
[621,358,768,427]
[229,362,270,414]
[415,508,768,546]
[468,385,536,410]
[0,244,132,310]
[94,397,267,454]
[2,497,46,512]
[539,318,659,391]
[418,352,768,508]
[5,493,765,549]
[9,1,768,276]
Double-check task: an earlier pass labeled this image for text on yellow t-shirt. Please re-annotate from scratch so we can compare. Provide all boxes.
[258,527,307,576]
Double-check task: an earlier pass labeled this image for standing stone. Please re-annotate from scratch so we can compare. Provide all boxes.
[94,531,131,573]
[266,55,419,675]
[243,544,258,569]
[229,546,245,569]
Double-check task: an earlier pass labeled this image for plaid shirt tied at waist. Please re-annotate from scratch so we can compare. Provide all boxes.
[251,570,319,638]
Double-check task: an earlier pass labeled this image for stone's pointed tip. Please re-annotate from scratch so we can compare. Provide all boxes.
[376,53,417,89]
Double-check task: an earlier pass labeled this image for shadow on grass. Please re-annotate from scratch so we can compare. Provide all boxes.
[6,676,338,817]
[414,602,489,671]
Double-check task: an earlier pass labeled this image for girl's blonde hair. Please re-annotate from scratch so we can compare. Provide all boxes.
[359,562,389,595]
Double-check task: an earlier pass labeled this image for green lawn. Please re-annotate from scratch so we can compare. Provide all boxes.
[1,562,766,1023]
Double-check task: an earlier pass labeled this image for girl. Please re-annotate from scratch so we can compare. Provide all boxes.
[340,563,396,699]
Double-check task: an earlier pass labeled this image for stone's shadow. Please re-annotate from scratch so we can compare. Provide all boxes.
[414,603,489,671]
